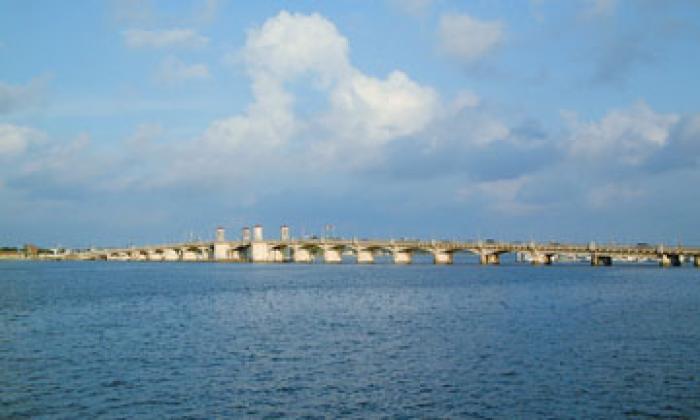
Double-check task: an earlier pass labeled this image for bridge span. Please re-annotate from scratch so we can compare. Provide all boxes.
[73,225,700,267]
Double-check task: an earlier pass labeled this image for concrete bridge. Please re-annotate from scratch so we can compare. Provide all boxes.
[75,225,700,268]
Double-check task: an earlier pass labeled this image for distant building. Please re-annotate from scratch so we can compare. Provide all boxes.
[23,244,39,257]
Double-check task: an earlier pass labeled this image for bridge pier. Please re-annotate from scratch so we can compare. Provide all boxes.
[182,250,199,261]
[393,250,412,264]
[433,250,453,265]
[531,253,552,265]
[163,248,179,261]
[695,256,700,267]
[108,252,128,261]
[591,254,612,266]
[269,247,286,263]
[213,242,230,261]
[228,248,244,262]
[250,242,269,263]
[292,246,313,263]
[479,253,500,265]
[660,254,681,267]
[147,250,164,261]
[323,248,342,264]
[356,248,374,264]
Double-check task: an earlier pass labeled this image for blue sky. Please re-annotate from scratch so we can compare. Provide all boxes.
[1,0,699,247]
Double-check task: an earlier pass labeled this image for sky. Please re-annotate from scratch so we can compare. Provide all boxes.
[1,0,700,247]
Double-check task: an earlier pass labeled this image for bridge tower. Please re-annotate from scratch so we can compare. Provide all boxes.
[213,226,230,261]
[253,224,263,241]
[249,224,269,262]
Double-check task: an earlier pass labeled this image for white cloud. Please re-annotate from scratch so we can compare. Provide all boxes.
[155,56,210,84]
[565,101,679,166]
[437,13,504,63]
[328,70,439,145]
[122,28,209,49]
[243,11,351,85]
[0,124,43,157]
[20,133,92,176]
[184,10,440,178]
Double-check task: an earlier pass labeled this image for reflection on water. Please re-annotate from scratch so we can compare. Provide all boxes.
[1,261,699,417]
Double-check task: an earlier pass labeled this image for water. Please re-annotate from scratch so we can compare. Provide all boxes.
[1,261,699,418]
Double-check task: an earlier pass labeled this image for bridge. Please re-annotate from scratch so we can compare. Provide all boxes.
[71,225,700,267]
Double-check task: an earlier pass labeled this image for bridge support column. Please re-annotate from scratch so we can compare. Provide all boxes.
[163,248,179,261]
[269,248,286,263]
[660,254,681,267]
[323,248,342,264]
[433,250,453,265]
[479,253,500,265]
[356,249,374,264]
[591,254,612,266]
[182,250,198,261]
[695,256,700,267]
[147,250,164,261]
[228,249,243,262]
[250,242,270,263]
[292,247,313,263]
[393,250,412,264]
[213,242,230,261]
[531,253,552,265]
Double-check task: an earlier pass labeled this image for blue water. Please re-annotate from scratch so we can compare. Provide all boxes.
[1,261,699,418]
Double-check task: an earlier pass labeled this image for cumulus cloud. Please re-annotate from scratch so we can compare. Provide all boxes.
[0,124,43,157]
[443,101,694,216]
[122,28,209,49]
[564,101,679,166]
[437,13,504,63]
[243,11,351,84]
[155,56,210,84]
[645,113,700,172]
[327,70,439,146]
[176,11,441,180]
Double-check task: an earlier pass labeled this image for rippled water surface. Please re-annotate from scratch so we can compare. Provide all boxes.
[1,261,699,418]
